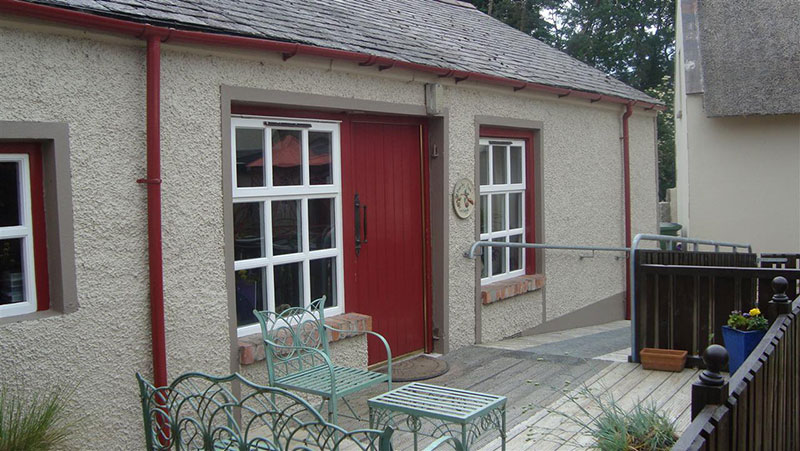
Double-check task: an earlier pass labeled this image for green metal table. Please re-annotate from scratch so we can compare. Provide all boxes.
[368,382,506,451]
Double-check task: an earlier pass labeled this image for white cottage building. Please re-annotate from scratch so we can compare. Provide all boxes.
[0,0,659,447]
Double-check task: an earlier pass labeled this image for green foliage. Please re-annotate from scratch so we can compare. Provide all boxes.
[727,308,769,332]
[466,0,677,198]
[0,385,76,451]
[542,385,678,450]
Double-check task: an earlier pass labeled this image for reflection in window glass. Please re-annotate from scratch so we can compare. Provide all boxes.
[309,132,333,185]
[491,237,506,276]
[480,249,488,278]
[492,145,507,184]
[272,130,303,186]
[274,262,303,313]
[235,267,267,327]
[480,195,488,234]
[479,145,489,186]
[509,235,523,271]
[491,193,505,232]
[0,163,20,227]
[509,192,522,229]
[309,198,335,251]
[310,257,337,308]
[235,128,265,187]
[272,200,301,255]
[510,146,522,184]
[233,203,264,260]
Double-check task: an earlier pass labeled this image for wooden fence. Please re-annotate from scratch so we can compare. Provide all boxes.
[672,294,800,450]
[633,250,758,364]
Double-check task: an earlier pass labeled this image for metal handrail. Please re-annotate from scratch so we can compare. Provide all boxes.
[465,241,629,259]
[629,234,752,362]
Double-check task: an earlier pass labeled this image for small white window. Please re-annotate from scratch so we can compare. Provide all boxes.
[479,138,526,283]
[231,117,344,337]
[0,154,38,317]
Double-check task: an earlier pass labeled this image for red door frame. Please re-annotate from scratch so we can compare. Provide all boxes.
[231,105,434,353]
[479,126,537,274]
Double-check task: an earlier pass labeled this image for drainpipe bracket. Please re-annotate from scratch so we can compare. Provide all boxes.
[137,178,162,185]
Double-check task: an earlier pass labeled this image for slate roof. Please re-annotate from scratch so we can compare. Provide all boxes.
[687,0,800,116]
[26,0,657,104]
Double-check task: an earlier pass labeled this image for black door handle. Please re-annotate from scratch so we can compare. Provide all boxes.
[355,193,361,256]
[363,205,368,244]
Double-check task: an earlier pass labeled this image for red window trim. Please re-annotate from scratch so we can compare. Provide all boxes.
[0,143,50,311]
[479,126,537,275]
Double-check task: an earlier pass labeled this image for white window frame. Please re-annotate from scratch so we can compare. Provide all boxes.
[479,138,526,284]
[0,154,38,317]
[231,117,345,337]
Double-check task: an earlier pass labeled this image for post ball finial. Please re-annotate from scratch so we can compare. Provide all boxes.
[699,344,728,386]
[772,276,789,303]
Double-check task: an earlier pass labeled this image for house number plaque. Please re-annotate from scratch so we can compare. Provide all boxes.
[452,178,475,219]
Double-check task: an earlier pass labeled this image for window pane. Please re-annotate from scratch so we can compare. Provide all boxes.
[274,262,303,313]
[479,145,489,186]
[492,145,507,185]
[510,146,523,184]
[309,131,333,185]
[235,128,265,188]
[271,200,301,255]
[310,257,337,308]
[491,194,505,232]
[509,192,523,229]
[272,129,303,186]
[235,267,267,327]
[491,237,506,276]
[309,198,335,251]
[480,195,488,234]
[0,162,20,227]
[233,203,264,260]
[0,238,25,305]
[509,234,523,271]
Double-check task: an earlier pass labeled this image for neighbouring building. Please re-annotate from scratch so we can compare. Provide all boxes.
[0,0,658,447]
[675,0,800,253]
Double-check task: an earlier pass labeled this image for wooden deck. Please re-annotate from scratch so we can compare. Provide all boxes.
[340,321,699,450]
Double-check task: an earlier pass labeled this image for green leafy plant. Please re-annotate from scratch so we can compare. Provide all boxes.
[0,385,77,451]
[727,308,769,332]
[539,386,677,450]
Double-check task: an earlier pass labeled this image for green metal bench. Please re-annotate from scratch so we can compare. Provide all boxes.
[253,296,392,425]
[137,372,462,450]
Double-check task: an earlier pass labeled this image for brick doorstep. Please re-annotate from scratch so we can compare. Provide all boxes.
[481,274,545,305]
[238,312,372,365]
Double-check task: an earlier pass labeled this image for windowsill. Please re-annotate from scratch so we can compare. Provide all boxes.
[0,309,65,325]
[238,312,372,365]
[481,274,545,305]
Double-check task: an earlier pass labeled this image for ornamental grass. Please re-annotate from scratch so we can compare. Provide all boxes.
[0,385,76,451]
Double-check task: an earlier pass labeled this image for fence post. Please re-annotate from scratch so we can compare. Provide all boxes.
[770,276,792,316]
[691,344,729,419]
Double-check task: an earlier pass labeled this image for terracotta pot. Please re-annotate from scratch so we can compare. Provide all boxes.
[639,348,688,372]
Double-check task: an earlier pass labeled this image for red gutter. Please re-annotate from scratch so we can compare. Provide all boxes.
[623,102,634,320]
[0,0,665,111]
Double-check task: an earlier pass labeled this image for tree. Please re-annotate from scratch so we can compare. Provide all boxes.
[467,0,676,199]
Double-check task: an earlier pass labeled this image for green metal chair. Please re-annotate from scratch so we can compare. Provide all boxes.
[137,372,461,450]
[253,296,392,425]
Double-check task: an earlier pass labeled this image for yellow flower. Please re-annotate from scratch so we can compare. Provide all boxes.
[749,308,761,317]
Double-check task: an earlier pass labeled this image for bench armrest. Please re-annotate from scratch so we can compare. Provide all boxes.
[263,340,338,394]
[423,436,464,451]
[324,326,393,386]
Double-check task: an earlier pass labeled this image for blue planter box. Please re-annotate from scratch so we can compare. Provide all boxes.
[722,325,766,375]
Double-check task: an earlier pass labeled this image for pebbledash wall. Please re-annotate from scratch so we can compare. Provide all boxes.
[0,17,657,449]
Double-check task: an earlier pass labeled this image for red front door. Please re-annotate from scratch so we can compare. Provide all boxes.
[344,119,428,365]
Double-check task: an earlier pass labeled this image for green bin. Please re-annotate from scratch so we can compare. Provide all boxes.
[659,222,682,250]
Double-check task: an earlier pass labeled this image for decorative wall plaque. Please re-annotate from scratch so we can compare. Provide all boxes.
[452,178,475,219]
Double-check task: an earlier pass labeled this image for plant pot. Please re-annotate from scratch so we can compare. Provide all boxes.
[639,348,688,371]
[722,325,767,375]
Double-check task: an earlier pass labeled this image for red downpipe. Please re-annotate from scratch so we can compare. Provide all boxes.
[623,102,634,320]
[0,0,665,111]
[143,32,167,387]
